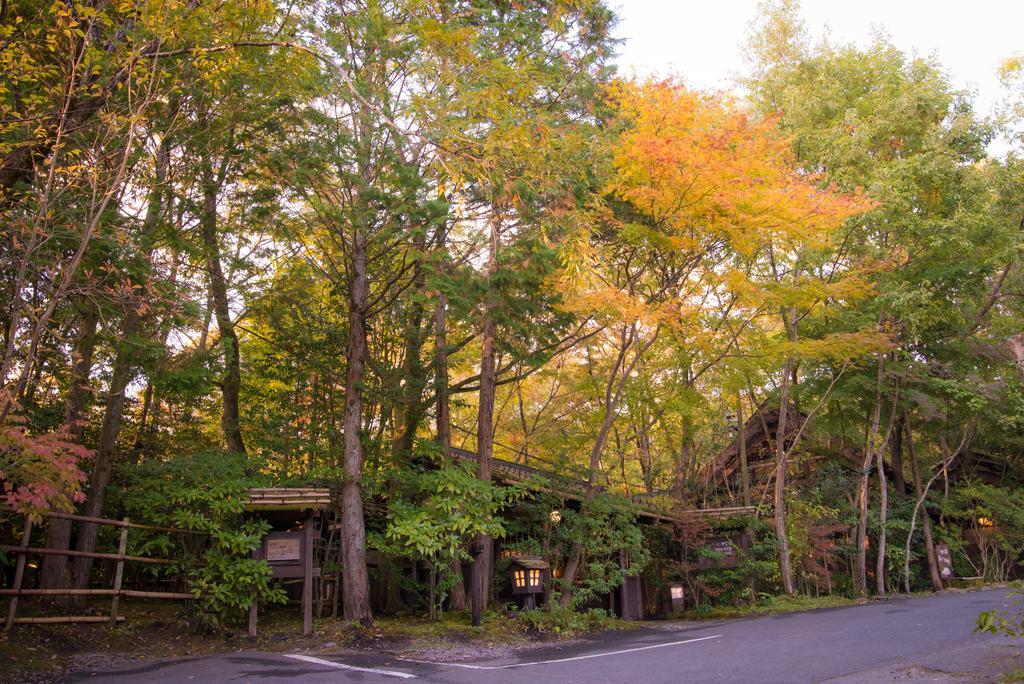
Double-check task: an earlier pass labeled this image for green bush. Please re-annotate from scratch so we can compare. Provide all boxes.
[516,606,618,637]
[977,582,1024,638]
[121,451,286,631]
[374,448,524,619]
[945,481,1024,582]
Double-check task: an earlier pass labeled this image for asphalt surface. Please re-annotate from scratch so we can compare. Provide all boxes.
[62,588,1022,683]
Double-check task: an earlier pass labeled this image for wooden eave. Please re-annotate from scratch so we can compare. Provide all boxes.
[244,487,332,511]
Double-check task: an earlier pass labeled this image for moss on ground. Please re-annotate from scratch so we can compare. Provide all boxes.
[675,593,860,620]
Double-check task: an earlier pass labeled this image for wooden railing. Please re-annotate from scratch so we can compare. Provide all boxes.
[1,508,205,630]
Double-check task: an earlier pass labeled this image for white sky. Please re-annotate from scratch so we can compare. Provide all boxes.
[614,0,1024,119]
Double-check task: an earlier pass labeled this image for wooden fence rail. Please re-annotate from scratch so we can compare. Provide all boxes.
[0,589,194,599]
[1,509,206,630]
[0,544,181,565]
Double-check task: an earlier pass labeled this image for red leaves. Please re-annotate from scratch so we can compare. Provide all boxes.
[0,413,89,516]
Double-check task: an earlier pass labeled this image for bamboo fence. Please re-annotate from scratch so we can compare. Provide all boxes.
[1,508,206,630]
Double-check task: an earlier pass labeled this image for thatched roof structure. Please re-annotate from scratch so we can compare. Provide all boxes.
[702,404,805,483]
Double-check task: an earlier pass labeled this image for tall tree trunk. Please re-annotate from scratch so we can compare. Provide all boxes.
[890,419,906,497]
[773,303,799,597]
[62,303,99,440]
[40,302,99,590]
[71,314,139,589]
[874,427,889,596]
[904,413,943,592]
[874,384,901,596]
[134,382,153,448]
[774,353,795,596]
[854,358,885,598]
[1010,333,1024,385]
[201,169,245,454]
[737,392,752,508]
[471,215,500,627]
[340,229,373,625]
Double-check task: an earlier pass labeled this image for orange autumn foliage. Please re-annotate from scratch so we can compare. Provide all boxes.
[606,78,874,258]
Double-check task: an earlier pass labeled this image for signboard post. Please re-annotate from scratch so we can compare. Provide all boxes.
[669,583,685,613]
[248,513,317,638]
[935,543,954,584]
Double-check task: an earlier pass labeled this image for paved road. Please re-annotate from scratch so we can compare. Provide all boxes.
[62,589,1022,683]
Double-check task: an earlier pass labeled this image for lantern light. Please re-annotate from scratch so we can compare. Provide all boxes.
[509,555,549,598]
[528,569,541,588]
[549,510,562,524]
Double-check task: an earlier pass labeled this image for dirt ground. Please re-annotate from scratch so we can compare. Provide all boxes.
[0,600,586,683]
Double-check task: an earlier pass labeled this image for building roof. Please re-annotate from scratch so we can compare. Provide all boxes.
[449,447,756,522]
[244,487,332,511]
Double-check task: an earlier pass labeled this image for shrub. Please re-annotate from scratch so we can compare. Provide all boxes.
[121,451,286,631]
[977,582,1024,638]
[517,606,618,637]
[375,452,523,619]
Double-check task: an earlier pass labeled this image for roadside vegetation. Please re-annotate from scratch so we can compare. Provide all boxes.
[1,0,1022,664]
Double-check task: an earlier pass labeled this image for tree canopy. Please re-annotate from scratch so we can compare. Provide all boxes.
[2,0,1022,625]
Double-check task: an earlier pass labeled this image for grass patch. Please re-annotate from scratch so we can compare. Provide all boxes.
[356,607,630,648]
[677,594,858,620]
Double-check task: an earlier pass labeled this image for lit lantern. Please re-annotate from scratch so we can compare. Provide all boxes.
[509,554,548,609]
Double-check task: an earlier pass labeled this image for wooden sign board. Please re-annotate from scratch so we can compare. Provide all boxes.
[261,531,305,579]
[935,543,954,581]
[668,583,685,613]
[267,537,301,563]
[698,536,739,570]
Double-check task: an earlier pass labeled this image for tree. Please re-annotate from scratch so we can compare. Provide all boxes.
[592,78,871,597]
[417,0,615,624]
[746,3,1015,596]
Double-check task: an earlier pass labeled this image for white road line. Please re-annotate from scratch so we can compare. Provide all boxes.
[284,653,417,679]
[402,633,724,670]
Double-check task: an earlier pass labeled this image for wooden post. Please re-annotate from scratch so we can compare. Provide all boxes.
[469,543,482,627]
[302,511,313,637]
[315,516,325,619]
[248,546,259,638]
[4,518,33,631]
[109,517,129,624]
